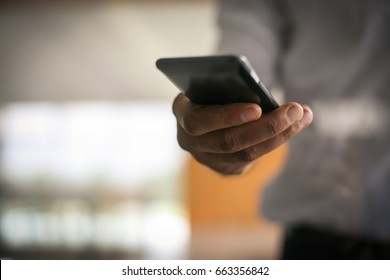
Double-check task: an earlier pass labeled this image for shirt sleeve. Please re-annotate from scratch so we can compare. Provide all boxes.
[216,0,288,88]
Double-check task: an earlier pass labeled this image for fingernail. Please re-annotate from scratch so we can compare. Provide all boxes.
[298,111,312,128]
[286,106,303,124]
[240,106,260,122]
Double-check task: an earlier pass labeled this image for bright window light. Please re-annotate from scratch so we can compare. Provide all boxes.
[0,101,185,192]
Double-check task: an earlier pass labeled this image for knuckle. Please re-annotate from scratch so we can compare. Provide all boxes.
[221,107,234,127]
[182,111,202,135]
[177,126,197,152]
[266,118,280,137]
[177,137,189,151]
[281,127,294,142]
[218,131,241,153]
[221,167,245,176]
[241,147,261,162]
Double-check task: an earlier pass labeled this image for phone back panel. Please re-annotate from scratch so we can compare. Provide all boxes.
[156,55,279,113]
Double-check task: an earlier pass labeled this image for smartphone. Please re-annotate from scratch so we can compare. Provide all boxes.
[156,55,279,113]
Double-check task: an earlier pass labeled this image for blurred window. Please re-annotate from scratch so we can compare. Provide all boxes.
[0,101,188,259]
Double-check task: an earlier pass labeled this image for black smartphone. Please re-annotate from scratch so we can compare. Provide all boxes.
[156,55,279,113]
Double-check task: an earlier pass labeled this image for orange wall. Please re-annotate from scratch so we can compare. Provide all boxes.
[186,145,288,228]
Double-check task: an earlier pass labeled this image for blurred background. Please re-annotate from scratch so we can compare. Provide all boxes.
[0,0,283,260]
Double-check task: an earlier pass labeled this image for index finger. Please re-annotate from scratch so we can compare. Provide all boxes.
[172,93,262,136]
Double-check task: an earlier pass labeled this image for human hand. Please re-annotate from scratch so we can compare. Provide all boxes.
[172,93,313,175]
